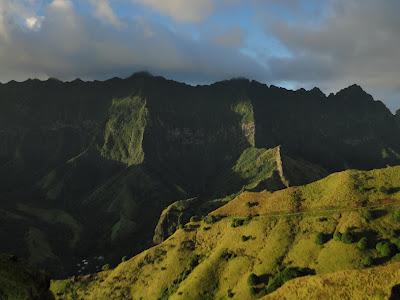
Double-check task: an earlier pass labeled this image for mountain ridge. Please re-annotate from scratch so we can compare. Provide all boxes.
[0,72,399,276]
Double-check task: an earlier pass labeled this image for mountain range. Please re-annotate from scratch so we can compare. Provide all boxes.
[0,72,399,281]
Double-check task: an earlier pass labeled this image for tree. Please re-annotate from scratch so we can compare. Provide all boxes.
[333,231,342,241]
[341,230,355,244]
[102,264,110,271]
[362,210,374,222]
[393,210,400,222]
[361,256,373,267]
[248,273,259,286]
[376,242,393,257]
[315,232,328,245]
[357,237,368,251]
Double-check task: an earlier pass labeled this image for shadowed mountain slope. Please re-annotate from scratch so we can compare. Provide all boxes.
[0,73,399,276]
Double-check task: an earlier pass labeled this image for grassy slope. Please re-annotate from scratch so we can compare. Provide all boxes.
[51,166,400,299]
[264,263,400,300]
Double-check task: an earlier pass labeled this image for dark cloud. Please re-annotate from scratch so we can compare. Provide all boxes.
[263,0,400,110]
[0,0,266,83]
[0,0,398,111]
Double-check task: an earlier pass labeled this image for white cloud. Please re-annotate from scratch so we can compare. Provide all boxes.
[50,0,73,10]
[0,0,266,83]
[88,0,122,27]
[25,16,43,30]
[133,0,214,23]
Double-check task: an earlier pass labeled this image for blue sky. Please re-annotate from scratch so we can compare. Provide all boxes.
[0,0,399,111]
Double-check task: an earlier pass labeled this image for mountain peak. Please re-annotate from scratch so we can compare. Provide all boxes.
[337,84,365,95]
[127,71,154,80]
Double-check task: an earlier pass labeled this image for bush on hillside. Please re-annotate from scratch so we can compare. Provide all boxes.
[357,237,369,251]
[376,242,393,257]
[391,238,400,250]
[265,267,315,294]
[190,215,201,222]
[101,264,110,271]
[231,216,252,228]
[242,235,252,242]
[361,256,373,267]
[246,201,259,208]
[341,230,355,244]
[315,232,330,245]
[333,231,342,241]
[248,273,259,286]
[362,210,374,222]
[393,210,400,222]
[220,249,237,261]
[121,256,127,262]
[249,286,258,295]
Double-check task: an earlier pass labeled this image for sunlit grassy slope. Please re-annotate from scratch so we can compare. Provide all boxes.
[264,262,400,300]
[51,166,400,299]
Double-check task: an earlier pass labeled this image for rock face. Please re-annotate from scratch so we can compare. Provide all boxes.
[153,197,202,244]
[0,73,399,276]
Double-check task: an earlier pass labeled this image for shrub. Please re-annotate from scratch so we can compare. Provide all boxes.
[361,256,373,267]
[315,232,329,245]
[241,235,252,242]
[265,267,315,294]
[121,256,127,262]
[391,238,400,250]
[190,215,201,222]
[357,237,368,251]
[249,286,258,295]
[376,242,393,257]
[180,240,195,251]
[341,230,355,244]
[101,264,110,271]
[227,289,234,298]
[231,217,250,228]
[246,201,259,208]
[220,250,237,261]
[333,231,342,241]
[393,210,400,222]
[203,215,224,224]
[362,210,374,222]
[247,273,259,286]
[392,253,400,262]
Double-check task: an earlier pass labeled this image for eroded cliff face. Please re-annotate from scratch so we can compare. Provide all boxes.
[0,74,399,276]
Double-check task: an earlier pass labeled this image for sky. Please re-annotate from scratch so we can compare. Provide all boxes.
[0,0,399,111]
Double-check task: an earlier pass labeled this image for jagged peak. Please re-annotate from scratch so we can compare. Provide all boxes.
[309,87,325,98]
[335,84,368,97]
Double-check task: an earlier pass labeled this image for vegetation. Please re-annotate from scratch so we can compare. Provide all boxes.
[357,237,369,251]
[0,254,51,300]
[376,242,394,257]
[361,256,373,267]
[49,165,400,299]
[264,267,315,294]
[341,230,355,244]
[315,232,330,245]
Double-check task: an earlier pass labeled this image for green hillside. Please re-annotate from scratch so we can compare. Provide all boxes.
[50,166,400,299]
